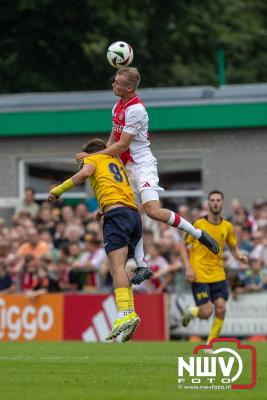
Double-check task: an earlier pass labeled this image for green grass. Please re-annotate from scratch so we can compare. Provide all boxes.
[0,341,265,400]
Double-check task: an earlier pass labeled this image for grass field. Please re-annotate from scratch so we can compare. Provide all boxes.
[0,341,266,400]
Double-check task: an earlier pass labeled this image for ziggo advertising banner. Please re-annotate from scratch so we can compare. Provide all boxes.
[0,294,63,341]
[0,293,167,342]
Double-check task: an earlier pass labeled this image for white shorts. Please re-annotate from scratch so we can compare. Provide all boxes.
[125,159,164,204]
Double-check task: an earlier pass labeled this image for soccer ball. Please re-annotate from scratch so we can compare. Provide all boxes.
[107,41,134,68]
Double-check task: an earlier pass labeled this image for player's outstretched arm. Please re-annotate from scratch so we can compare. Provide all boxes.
[48,164,95,201]
[98,131,134,156]
[75,133,113,163]
[76,132,134,162]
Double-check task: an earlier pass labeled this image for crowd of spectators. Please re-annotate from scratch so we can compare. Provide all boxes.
[0,187,267,298]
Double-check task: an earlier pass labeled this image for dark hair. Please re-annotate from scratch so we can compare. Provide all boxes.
[82,138,107,154]
[208,190,224,200]
[25,186,36,194]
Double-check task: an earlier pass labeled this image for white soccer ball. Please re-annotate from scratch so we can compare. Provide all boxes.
[107,41,134,69]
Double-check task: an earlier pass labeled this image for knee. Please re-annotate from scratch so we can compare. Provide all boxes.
[199,305,213,319]
[215,304,226,319]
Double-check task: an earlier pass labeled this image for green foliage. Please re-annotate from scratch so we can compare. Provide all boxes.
[0,0,267,92]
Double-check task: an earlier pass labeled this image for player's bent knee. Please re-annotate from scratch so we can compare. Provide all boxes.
[199,305,213,319]
[201,311,212,320]
[215,306,226,319]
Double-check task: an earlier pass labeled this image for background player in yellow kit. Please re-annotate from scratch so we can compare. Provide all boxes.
[48,138,146,341]
[182,190,248,344]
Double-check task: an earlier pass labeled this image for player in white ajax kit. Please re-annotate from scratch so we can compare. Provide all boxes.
[77,67,219,283]
[111,92,162,201]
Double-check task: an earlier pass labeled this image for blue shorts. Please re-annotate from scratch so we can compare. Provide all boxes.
[192,280,229,306]
[103,207,142,257]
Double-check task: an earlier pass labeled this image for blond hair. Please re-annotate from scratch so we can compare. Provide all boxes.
[117,67,140,89]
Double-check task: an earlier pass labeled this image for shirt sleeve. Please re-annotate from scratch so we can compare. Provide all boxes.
[226,222,238,248]
[123,104,146,136]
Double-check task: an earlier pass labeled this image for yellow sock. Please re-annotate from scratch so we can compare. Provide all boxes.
[190,306,199,318]
[207,317,224,343]
[115,288,129,316]
[128,287,135,311]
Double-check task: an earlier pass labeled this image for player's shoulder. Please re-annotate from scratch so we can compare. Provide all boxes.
[192,216,207,227]
[126,102,146,114]
[221,218,234,230]
[84,154,111,164]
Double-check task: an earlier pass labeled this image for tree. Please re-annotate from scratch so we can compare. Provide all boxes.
[0,0,266,92]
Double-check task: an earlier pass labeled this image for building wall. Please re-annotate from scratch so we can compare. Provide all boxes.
[0,127,266,210]
[151,128,267,209]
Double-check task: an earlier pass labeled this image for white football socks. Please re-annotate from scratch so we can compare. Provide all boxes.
[167,212,201,239]
[134,238,148,269]
[178,217,202,239]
